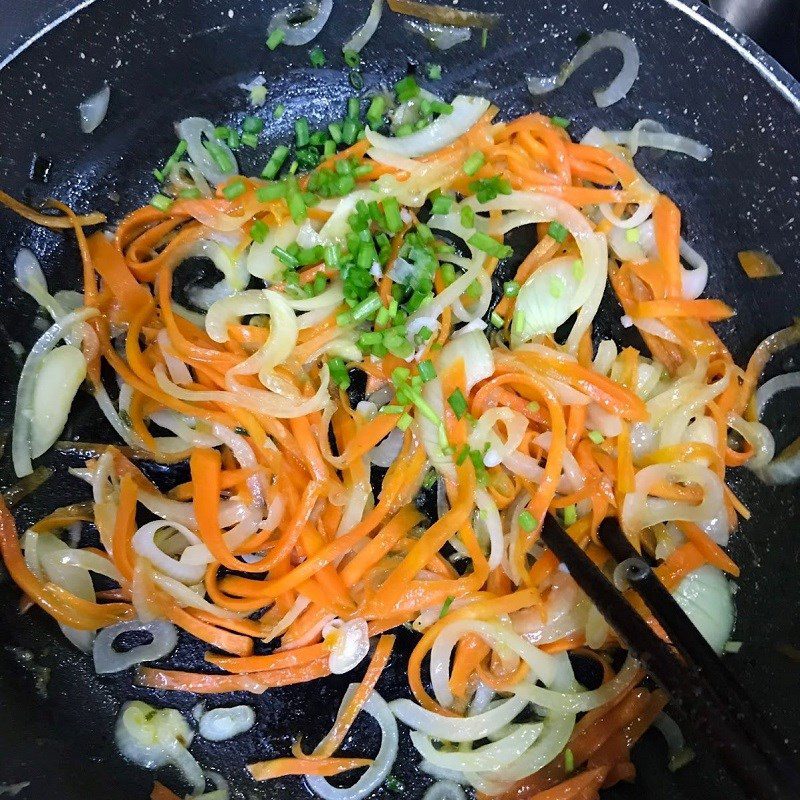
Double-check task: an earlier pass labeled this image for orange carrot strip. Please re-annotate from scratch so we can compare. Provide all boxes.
[110,474,138,582]
[675,521,739,577]
[635,298,734,322]
[248,757,371,781]
[206,643,328,673]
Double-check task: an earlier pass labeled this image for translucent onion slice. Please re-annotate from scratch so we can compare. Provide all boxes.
[79,85,110,133]
[423,782,467,800]
[176,117,238,186]
[672,565,734,654]
[527,30,639,108]
[403,19,471,49]
[306,687,398,800]
[366,96,490,158]
[93,619,179,674]
[198,705,256,741]
[267,0,333,46]
[738,250,783,279]
[603,119,711,161]
[345,0,383,52]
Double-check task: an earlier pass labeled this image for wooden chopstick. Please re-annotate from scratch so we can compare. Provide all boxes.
[539,515,800,800]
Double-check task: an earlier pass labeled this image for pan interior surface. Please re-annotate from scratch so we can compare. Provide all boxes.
[0,1,799,798]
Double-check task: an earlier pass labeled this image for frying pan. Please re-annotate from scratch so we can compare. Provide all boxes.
[0,1,799,798]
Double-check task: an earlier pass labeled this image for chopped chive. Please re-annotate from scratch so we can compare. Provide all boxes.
[439,596,455,618]
[271,246,299,268]
[380,405,405,415]
[257,182,286,202]
[550,116,571,128]
[250,85,268,106]
[465,280,482,300]
[431,194,453,215]
[588,429,605,445]
[395,75,420,103]
[349,70,364,90]
[347,97,361,120]
[625,227,640,243]
[214,125,231,140]
[397,412,413,431]
[490,311,504,328]
[503,280,520,298]
[323,139,337,157]
[422,468,437,489]
[249,218,269,244]
[440,262,456,286]
[273,103,286,119]
[243,116,264,134]
[294,117,310,147]
[463,151,485,176]
[342,118,359,145]
[366,96,386,128]
[312,272,327,295]
[527,400,540,413]
[563,504,577,526]
[241,132,259,148]
[351,292,382,322]
[288,159,299,174]
[266,29,285,50]
[261,145,290,179]
[385,775,404,793]
[549,275,565,298]
[468,231,513,260]
[547,220,569,243]
[204,139,234,172]
[460,205,475,228]
[336,310,354,326]
[382,197,403,233]
[178,187,202,199]
[481,27,488,48]
[150,193,173,212]
[564,748,575,774]
[447,388,468,419]
[222,178,246,200]
[328,122,343,143]
[343,48,360,68]
[328,356,350,389]
[518,510,538,532]
[287,190,307,223]
[426,63,442,80]
[418,360,436,382]
[227,130,240,149]
[572,259,585,281]
[395,123,414,137]
[309,46,326,67]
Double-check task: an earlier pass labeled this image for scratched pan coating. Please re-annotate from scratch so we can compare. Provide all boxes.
[0,1,799,798]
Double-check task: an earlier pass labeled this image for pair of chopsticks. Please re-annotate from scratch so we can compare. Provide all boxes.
[539,515,800,800]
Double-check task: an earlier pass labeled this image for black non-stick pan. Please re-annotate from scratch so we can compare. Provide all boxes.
[0,1,799,798]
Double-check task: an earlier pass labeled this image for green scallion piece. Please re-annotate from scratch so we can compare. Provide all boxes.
[395,75,420,103]
[462,151,485,176]
[465,280,482,300]
[257,182,286,202]
[503,280,520,298]
[273,103,286,119]
[490,311,504,328]
[460,205,475,228]
[272,246,299,268]
[563,504,577,526]
[222,178,246,200]
[626,227,640,243]
[241,132,259,149]
[382,197,403,233]
[309,46,326,67]
[518,510,538,532]
[588,430,605,445]
[447,388,468,419]
[397,412,413,431]
[243,116,264,134]
[287,190,307,224]
[249,219,269,244]
[178,188,202,199]
[204,139,234,172]
[439,596,455,618]
[343,48,360,68]
[261,145,290,179]
[294,117,310,147]
[366,96,386,128]
[481,27,488,48]
[426,63,442,80]
[385,775,404,794]
[328,356,350,389]
[422,468,437,489]
[351,292,382,322]
[548,220,569,243]
[550,116,571,128]
[564,748,575,774]
[347,97,361,120]
[150,193,173,212]
[349,70,364,90]
[431,194,453,215]
[266,29,285,50]
[468,231,513,259]
[418,360,436,382]
[342,118,359,145]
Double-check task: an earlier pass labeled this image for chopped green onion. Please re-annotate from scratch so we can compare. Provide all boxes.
[241,132,259,149]
[460,205,475,228]
[328,122,343,143]
[548,220,569,243]
[257,182,286,202]
[626,227,640,243]
[550,116,571,128]
[422,468,437,489]
[465,280,482,300]
[418,360,436,382]
[336,310,354,326]
[309,46,326,67]
[348,97,361,120]
[272,246,299,268]
[518,510,538,532]
[481,28,488,48]
[294,117,310,147]
[249,219,269,243]
[426,63,442,80]
[549,276,565,298]
[527,400,540,413]
[564,748,575,774]
[431,194,453,215]
[440,262,456,286]
[490,311,504,328]
[463,151,485,176]
[328,357,350,389]
[351,292,382,322]
[349,71,364,90]
[382,197,403,234]
[572,259,585,281]
[287,190,307,224]
[395,123,414,137]
[243,116,263,134]
[222,178,246,200]
[261,145,290,179]
[323,139,337,157]
[214,125,231,140]
[342,118,359,145]
[154,139,188,184]
[503,280,520,297]
[385,775,404,794]
[366,96,386,128]
[266,29,285,50]
[395,75,420,103]
[447,388,468,419]
[178,188,202,199]
[468,231,513,259]
[343,48,360,68]
[150,193,173,212]
[250,85,268,106]
[397,412,413,431]
[439,596,455,618]
[430,100,453,116]
[204,139,234,172]
[273,103,286,119]
[588,430,605,445]
[563,504,577,526]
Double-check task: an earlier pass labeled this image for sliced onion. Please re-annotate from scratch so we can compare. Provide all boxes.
[267,0,333,46]
[423,782,467,800]
[132,520,207,584]
[366,96,490,158]
[176,117,238,186]
[246,221,300,280]
[14,248,70,324]
[435,329,493,391]
[345,0,383,52]
[198,705,256,741]
[323,617,370,674]
[738,250,783,279]
[527,31,639,108]
[93,620,178,674]
[306,687,398,800]
[369,428,405,468]
[403,19,471,50]
[603,119,711,161]
[79,85,110,133]
[672,566,734,654]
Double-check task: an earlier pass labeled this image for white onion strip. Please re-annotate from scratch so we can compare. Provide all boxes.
[268,0,333,46]
[93,620,178,674]
[345,0,383,52]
